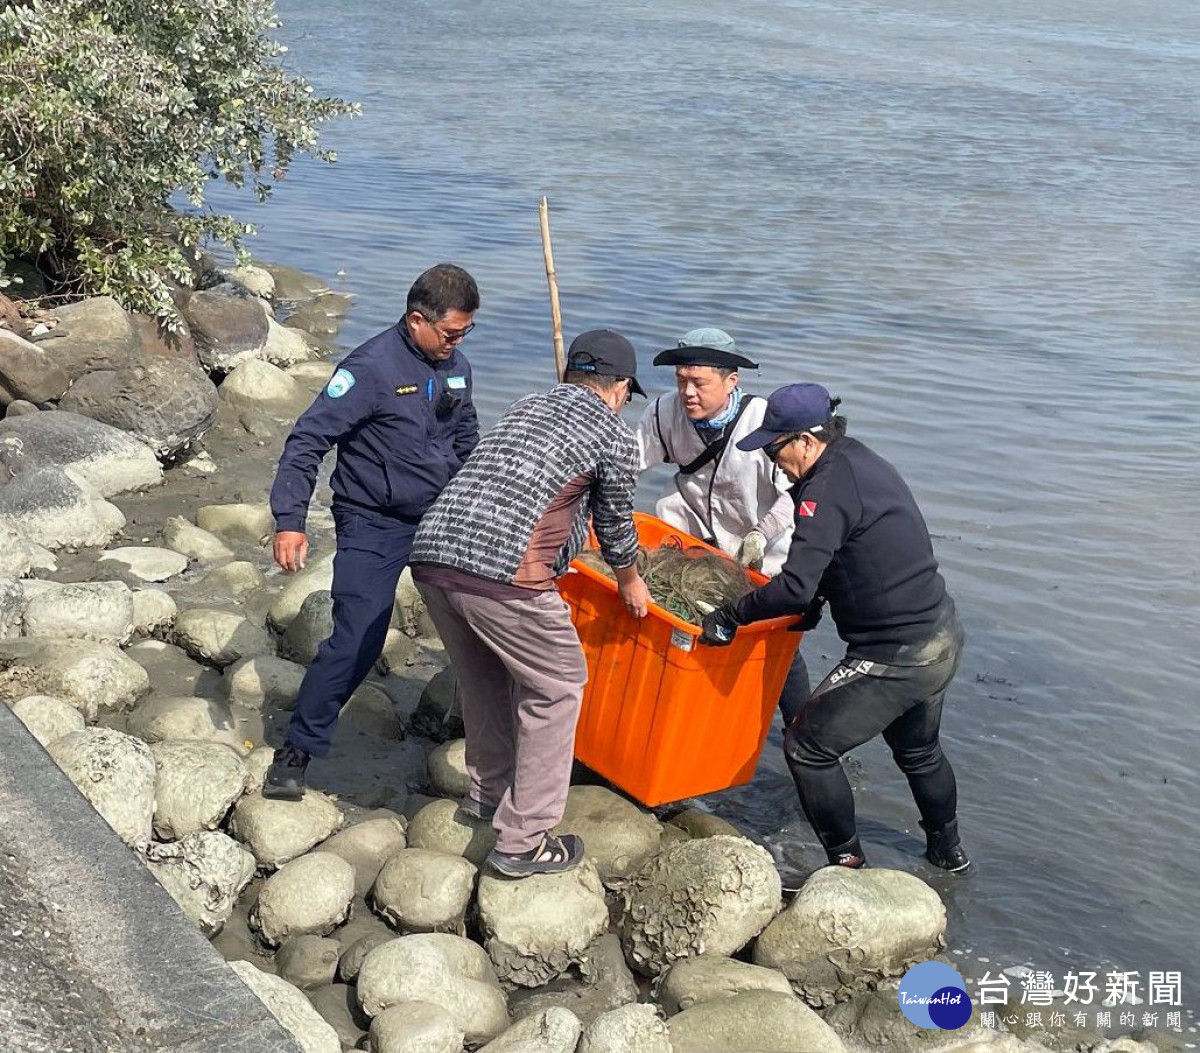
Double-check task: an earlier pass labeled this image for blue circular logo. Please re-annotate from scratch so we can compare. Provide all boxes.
[898,962,973,1029]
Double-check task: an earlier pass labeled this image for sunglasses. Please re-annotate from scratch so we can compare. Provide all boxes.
[764,433,801,462]
[419,314,475,343]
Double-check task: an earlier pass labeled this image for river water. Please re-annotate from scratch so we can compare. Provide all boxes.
[213,0,1200,1004]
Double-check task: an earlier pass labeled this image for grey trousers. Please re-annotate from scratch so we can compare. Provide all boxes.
[416,582,588,854]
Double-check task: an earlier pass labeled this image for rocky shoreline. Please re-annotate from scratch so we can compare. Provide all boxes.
[0,268,1180,1053]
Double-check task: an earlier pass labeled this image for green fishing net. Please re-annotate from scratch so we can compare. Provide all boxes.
[575,541,755,625]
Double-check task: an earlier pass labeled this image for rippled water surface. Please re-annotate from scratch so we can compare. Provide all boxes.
[214,0,1200,989]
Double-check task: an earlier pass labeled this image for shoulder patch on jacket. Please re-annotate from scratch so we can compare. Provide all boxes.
[326,368,356,398]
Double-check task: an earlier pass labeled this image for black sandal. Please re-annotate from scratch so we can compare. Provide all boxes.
[487,833,584,878]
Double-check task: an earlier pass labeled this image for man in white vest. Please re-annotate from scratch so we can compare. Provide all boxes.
[635,327,810,721]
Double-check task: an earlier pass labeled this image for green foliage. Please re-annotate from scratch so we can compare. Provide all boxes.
[0,0,357,319]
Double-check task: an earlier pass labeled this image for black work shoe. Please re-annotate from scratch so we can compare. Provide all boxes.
[263,744,310,801]
[487,834,584,878]
[922,818,971,872]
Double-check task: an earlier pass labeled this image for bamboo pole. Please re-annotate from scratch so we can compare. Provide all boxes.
[538,196,566,381]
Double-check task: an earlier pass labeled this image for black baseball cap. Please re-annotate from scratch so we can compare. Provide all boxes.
[566,329,646,397]
[737,383,838,450]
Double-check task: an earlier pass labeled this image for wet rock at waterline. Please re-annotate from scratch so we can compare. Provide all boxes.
[666,989,846,1053]
[0,637,149,718]
[11,693,86,748]
[229,790,344,868]
[578,1004,673,1053]
[225,263,276,299]
[262,317,322,367]
[0,467,125,549]
[229,960,341,1053]
[141,831,255,936]
[0,410,162,496]
[58,354,218,459]
[47,727,156,846]
[150,740,248,839]
[371,848,476,935]
[658,955,795,1016]
[219,359,310,416]
[621,835,782,978]
[262,263,331,303]
[507,934,638,1029]
[356,933,510,1044]
[752,865,946,1007]
[477,860,609,987]
[184,287,270,373]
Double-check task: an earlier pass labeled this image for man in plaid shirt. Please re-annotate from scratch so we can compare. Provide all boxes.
[411,330,650,878]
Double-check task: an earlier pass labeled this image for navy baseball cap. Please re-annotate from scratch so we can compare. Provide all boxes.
[567,329,646,397]
[736,383,838,451]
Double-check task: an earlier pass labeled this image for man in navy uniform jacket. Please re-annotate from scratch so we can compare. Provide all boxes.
[264,263,480,798]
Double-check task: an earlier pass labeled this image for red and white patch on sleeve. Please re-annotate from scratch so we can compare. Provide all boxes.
[797,500,818,518]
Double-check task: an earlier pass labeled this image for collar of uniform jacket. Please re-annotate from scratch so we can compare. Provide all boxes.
[397,320,443,368]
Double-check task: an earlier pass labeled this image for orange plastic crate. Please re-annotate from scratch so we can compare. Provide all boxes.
[558,513,801,807]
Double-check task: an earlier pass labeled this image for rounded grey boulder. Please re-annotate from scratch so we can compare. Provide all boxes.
[0,329,70,404]
[480,1007,582,1052]
[98,546,188,583]
[478,860,609,988]
[281,590,333,665]
[426,738,470,798]
[0,466,125,549]
[163,518,235,562]
[578,1004,672,1053]
[0,637,149,719]
[752,865,947,1007]
[267,552,334,630]
[150,740,248,839]
[658,955,795,1016]
[201,560,266,601]
[22,580,134,644]
[250,851,355,946]
[219,359,308,415]
[320,815,407,897]
[410,665,464,741]
[12,693,85,748]
[185,287,270,372]
[127,695,238,746]
[357,933,509,1044]
[225,654,306,710]
[130,588,177,637]
[406,797,496,866]
[58,354,218,459]
[173,608,274,667]
[276,935,342,990]
[372,848,476,934]
[48,727,156,845]
[667,989,846,1053]
[0,410,161,496]
[141,830,255,936]
[621,835,782,978]
[229,790,344,868]
[48,296,140,379]
[337,932,393,984]
[369,1000,464,1053]
[195,502,275,545]
[553,784,663,886]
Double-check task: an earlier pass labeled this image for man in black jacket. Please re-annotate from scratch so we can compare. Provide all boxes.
[700,383,969,872]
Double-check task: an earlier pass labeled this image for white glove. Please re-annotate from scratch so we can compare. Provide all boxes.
[736,529,768,569]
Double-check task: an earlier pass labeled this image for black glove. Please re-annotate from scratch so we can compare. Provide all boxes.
[699,605,739,647]
[796,597,825,632]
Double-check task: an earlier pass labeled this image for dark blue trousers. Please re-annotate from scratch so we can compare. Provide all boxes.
[285,505,416,757]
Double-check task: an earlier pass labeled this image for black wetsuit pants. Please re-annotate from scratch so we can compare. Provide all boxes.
[782,622,963,858]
